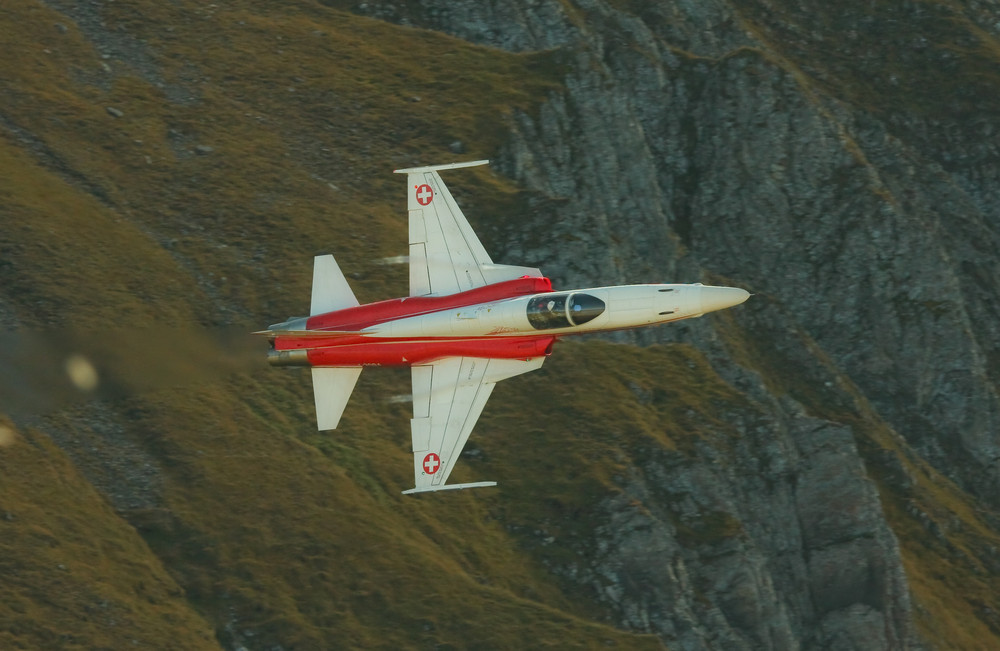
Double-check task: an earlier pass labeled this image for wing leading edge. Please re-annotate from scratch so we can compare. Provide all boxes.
[404,356,545,494]
[394,161,541,297]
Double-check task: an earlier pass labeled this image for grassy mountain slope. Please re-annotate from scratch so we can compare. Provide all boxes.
[2,0,999,649]
[0,1,657,648]
[0,419,217,650]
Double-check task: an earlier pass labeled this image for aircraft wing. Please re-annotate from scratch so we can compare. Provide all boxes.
[394,161,541,297]
[403,355,545,494]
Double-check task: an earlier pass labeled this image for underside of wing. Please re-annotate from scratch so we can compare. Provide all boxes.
[396,161,540,297]
[404,356,545,494]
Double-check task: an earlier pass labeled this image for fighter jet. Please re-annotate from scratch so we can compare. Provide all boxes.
[258,160,749,494]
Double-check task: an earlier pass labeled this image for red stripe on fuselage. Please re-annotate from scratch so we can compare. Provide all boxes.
[273,277,556,366]
[304,276,551,332]
[302,336,556,366]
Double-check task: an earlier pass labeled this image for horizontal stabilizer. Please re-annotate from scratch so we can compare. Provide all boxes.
[401,481,497,495]
[312,366,363,430]
[312,254,359,316]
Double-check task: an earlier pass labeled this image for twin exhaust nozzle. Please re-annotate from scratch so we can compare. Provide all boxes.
[267,349,310,367]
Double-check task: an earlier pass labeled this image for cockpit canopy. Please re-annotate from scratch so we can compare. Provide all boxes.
[527,293,606,330]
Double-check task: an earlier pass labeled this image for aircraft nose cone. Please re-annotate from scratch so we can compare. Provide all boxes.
[699,285,750,314]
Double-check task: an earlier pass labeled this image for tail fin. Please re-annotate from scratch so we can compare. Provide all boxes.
[312,367,362,430]
[311,254,359,316]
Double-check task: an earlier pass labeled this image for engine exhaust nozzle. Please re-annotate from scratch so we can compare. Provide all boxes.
[267,349,310,367]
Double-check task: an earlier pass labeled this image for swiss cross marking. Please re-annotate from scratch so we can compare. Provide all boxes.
[422,452,441,474]
[415,183,434,206]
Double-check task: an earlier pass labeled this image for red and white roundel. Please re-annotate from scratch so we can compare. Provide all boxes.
[415,183,434,206]
[422,452,441,474]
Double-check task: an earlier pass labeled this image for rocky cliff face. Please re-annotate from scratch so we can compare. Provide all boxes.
[342,0,1000,647]
[567,402,915,650]
[351,0,1000,502]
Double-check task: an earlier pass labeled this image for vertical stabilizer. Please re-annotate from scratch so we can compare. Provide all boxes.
[311,254,359,316]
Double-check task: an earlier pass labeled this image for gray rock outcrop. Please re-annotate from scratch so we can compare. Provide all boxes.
[347,0,999,647]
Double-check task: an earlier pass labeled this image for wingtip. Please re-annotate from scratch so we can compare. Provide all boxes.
[401,481,498,495]
[393,160,490,174]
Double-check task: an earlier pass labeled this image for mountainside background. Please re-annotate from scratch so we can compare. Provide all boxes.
[2,0,999,649]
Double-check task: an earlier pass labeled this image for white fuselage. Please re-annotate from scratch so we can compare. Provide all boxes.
[366,283,745,339]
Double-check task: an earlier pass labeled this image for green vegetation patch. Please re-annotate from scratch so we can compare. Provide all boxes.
[0,419,218,650]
